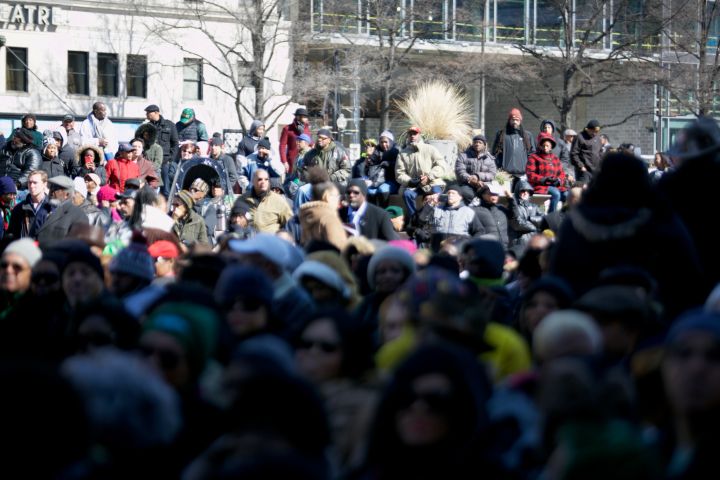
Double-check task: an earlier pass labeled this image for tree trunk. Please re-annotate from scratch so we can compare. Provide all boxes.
[381,80,391,131]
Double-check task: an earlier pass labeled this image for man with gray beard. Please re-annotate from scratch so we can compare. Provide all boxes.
[36,175,88,248]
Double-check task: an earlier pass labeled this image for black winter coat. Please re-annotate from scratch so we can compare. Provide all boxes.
[40,155,69,179]
[0,144,42,189]
[148,116,179,163]
[571,130,602,182]
[339,203,398,241]
[473,200,510,248]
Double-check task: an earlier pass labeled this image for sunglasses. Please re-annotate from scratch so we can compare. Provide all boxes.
[32,272,60,285]
[399,389,454,413]
[347,189,362,195]
[298,338,340,354]
[140,345,182,370]
[1,261,28,272]
[230,297,264,311]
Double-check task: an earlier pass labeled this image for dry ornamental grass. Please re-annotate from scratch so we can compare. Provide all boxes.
[395,80,474,149]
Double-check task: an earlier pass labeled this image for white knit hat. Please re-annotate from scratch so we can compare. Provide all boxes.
[3,238,42,268]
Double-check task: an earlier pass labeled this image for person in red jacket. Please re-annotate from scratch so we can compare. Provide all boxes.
[279,107,311,174]
[105,142,140,193]
[526,132,567,213]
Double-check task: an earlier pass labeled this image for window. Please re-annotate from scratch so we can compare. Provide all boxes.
[127,54,147,97]
[97,53,119,97]
[5,47,28,92]
[183,58,203,100]
[238,60,253,88]
[68,51,89,95]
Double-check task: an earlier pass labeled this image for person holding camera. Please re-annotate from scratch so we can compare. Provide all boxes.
[414,184,483,246]
[526,132,568,213]
[395,126,446,217]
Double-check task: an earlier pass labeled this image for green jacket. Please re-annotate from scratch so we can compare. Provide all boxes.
[303,141,351,185]
[174,210,209,246]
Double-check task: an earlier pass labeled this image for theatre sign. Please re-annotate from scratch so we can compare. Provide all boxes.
[0,3,60,29]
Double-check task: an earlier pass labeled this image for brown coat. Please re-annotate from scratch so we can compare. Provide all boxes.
[299,200,348,251]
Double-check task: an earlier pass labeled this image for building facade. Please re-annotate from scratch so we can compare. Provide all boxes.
[0,0,295,144]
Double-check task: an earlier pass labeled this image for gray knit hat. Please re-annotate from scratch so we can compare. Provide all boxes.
[366,245,416,290]
[3,239,42,268]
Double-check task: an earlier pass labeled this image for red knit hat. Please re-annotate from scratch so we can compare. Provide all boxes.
[508,108,523,122]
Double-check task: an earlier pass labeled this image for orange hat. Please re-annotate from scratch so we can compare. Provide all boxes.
[508,108,523,122]
[148,240,180,259]
[408,125,421,134]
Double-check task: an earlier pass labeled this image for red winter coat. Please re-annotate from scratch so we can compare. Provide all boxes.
[526,152,567,194]
[279,121,312,172]
[105,157,140,193]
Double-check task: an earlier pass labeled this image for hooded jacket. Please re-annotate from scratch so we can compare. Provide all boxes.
[174,209,209,246]
[237,120,264,157]
[73,145,107,185]
[538,119,572,176]
[508,180,543,251]
[298,200,348,251]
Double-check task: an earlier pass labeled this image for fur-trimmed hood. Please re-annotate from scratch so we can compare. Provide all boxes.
[567,205,653,243]
[75,144,105,167]
[135,122,158,147]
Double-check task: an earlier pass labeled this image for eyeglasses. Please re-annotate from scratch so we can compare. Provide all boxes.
[298,338,340,353]
[140,345,182,370]
[347,189,362,196]
[1,260,28,272]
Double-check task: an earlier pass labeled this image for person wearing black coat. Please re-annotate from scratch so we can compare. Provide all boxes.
[144,105,179,165]
[508,179,543,255]
[339,179,398,241]
[0,128,42,189]
[472,185,510,249]
[550,152,705,321]
[570,120,603,184]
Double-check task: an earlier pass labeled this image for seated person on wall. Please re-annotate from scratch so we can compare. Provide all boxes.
[395,126,446,218]
[455,134,497,191]
[526,132,568,213]
[508,180,544,256]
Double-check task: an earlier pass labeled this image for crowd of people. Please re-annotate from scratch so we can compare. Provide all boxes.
[0,102,718,480]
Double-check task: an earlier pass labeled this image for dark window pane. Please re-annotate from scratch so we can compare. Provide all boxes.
[6,47,28,92]
[68,51,89,95]
[127,54,147,98]
[98,53,118,97]
[183,58,203,100]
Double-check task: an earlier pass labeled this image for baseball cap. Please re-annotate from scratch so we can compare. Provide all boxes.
[179,108,194,123]
[297,134,312,143]
[84,173,101,185]
[117,142,134,153]
[62,114,74,123]
[408,125,421,134]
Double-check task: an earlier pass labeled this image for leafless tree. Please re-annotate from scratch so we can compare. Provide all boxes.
[510,0,664,131]
[654,0,720,117]
[136,0,292,131]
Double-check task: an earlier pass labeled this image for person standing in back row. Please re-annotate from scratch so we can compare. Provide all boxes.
[492,108,535,188]
[144,104,178,173]
[571,119,603,185]
[80,102,118,161]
